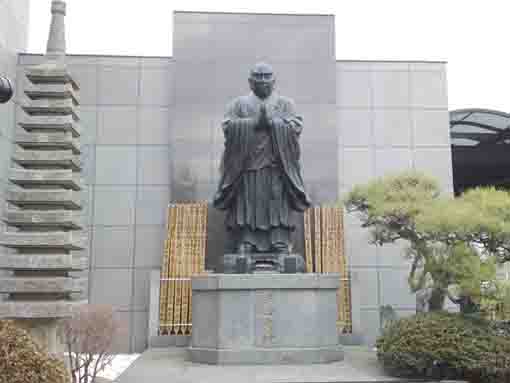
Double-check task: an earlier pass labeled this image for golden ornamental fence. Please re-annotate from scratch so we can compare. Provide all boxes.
[159,203,352,335]
[304,206,352,333]
[159,203,208,335]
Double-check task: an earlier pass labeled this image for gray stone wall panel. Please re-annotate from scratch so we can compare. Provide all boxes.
[337,60,452,344]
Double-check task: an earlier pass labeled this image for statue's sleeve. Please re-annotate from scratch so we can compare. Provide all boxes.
[222,99,256,134]
[214,99,255,209]
[279,98,303,136]
[270,99,311,211]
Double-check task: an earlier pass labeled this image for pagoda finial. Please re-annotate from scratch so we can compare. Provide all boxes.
[46,0,67,59]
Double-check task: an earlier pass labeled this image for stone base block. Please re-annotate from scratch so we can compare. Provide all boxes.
[0,254,87,270]
[189,345,344,365]
[26,83,80,104]
[150,335,190,348]
[19,114,81,137]
[13,149,81,170]
[190,273,343,365]
[0,277,86,293]
[26,63,79,89]
[0,299,86,318]
[9,169,82,191]
[4,209,84,229]
[22,98,80,121]
[6,189,83,210]
[16,131,80,154]
[0,231,87,250]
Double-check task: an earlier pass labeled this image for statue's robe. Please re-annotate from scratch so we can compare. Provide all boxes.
[213,91,311,252]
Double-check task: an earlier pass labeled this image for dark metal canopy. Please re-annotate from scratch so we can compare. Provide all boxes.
[0,75,13,104]
[450,109,510,194]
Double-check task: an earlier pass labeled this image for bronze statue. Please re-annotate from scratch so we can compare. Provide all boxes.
[214,62,311,256]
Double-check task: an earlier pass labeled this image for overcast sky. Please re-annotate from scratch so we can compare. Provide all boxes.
[28,0,509,112]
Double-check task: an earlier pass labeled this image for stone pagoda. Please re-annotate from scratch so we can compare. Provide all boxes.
[0,0,87,353]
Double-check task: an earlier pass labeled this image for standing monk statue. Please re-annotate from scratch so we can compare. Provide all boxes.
[213,63,311,257]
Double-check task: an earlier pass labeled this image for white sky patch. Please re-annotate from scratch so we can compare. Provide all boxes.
[28,0,510,112]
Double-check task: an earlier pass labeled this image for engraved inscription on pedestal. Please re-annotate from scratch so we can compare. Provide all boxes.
[255,290,275,347]
[263,291,273,346]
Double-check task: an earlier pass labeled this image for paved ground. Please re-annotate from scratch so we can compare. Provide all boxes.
[114,346,407,383]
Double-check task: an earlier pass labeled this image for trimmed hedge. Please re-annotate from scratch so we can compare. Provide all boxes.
[490,320,510,337]
[376,312,510,383]
[0,320,69,383]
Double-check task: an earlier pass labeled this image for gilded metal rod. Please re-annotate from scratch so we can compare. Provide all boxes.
[158,202,208,335]
[303,205,352,333]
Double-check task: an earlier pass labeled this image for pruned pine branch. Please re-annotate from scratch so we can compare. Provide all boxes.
[343,172,510,312]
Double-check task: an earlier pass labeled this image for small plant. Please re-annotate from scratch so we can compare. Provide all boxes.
[377,312,510,382]
[59,305,125,383]
[0,320,69,383]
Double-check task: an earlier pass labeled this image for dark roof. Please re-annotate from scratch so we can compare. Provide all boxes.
[174,10,334,17]
[450,108,510,147]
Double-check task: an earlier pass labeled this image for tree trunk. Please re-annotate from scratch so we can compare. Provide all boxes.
[428,288,446,311]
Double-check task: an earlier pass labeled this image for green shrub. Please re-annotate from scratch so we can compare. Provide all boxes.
[376,312,510,382]
[0,320,69,383]
[490,320,510,337]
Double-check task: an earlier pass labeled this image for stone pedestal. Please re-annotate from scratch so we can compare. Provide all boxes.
[189,273,343,364]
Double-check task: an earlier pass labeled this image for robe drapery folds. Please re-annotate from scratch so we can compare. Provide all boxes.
[213,92,311,251]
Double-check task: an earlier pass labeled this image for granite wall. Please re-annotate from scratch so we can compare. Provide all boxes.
[0,0,30,225]
[0,0,30,298]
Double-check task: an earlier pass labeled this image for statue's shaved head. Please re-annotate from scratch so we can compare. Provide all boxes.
[249,62,275,99]
[250,62,274,77]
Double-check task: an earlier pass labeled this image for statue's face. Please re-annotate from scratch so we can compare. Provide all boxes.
[249,66,275,99]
